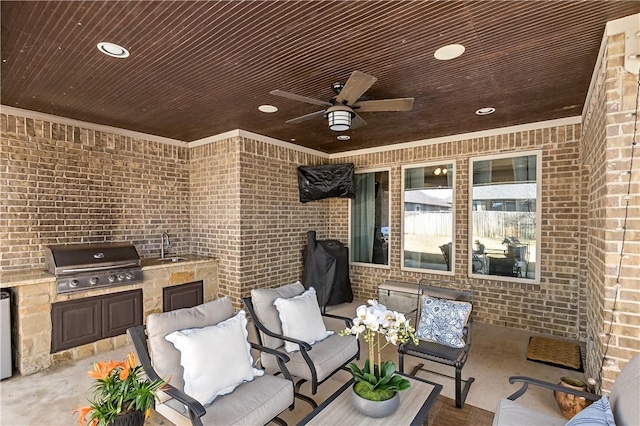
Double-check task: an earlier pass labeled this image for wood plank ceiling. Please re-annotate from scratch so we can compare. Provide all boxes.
[2,1,640,154]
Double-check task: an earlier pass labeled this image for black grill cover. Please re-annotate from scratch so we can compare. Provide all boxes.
[302,231,353,307]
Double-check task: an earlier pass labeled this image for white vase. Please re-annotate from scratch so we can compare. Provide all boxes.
[350,386,400,418]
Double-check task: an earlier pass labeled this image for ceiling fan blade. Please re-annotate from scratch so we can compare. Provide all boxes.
[350,114,367,129]
[270,90,332,107]
[335,71,378,105]
[285,109,326,124]
[353,97,415,112]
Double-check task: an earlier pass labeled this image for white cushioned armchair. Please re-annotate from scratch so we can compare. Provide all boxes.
[243,282,359,404]
[127,297,294,426]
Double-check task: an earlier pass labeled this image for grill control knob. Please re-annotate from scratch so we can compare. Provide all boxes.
[89,277,99,285]
[125,272,134,280]
[69,279,79,287]
[109,275,117,282]
[118,274,125,281]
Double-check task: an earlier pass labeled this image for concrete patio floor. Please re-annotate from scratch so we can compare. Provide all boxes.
[0,300,585,425]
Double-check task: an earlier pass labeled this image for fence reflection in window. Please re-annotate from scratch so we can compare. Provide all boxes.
[402,162,454,273]
[470,153,539,280]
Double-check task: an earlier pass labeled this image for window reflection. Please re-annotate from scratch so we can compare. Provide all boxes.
[402,163,454,272]
[471,153,538,280]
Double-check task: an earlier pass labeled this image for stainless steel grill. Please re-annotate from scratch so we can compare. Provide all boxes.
[44,243,143,293]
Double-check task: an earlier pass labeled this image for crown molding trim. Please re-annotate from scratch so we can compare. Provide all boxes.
[330,116,582,159]
[0,105,186,146]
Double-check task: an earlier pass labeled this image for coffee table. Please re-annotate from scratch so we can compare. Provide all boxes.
[298,372,442,425]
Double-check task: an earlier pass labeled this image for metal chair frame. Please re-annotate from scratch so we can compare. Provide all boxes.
[398,280,475,408]
[242,295,359,407]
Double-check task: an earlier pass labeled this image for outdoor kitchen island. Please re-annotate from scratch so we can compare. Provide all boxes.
[0,255,219,376]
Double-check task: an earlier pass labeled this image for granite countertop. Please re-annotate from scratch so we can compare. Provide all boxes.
[0,269,55,287]
[0,255,218,287]
[140,254,218,269]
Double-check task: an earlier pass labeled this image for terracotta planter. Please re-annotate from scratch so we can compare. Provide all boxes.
[553,377,589,419]
[108,409,145,426]
[350,386,400,418]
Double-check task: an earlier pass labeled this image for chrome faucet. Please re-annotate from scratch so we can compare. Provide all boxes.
[161,232,172,258]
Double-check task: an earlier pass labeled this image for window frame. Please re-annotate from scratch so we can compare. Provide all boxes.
[348,167,392,269]
[400,161,456,276]
[468,150,542,283]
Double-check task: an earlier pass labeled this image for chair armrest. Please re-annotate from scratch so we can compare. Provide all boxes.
[507,376,600,401]
[250,341,291,363]
[126,326,206,425]
[161,382,207,426]
[322,312,354,328]
[250,341,294,382]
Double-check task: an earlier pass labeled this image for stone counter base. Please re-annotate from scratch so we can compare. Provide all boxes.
[11,259,219,376]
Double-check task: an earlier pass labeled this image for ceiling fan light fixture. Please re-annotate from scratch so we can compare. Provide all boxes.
[337,135,351,141]
[325,105,354,131]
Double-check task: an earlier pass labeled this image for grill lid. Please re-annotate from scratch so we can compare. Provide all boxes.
[44,243,141,276]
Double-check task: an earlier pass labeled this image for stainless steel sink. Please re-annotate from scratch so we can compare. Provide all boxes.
[157,257,186,262]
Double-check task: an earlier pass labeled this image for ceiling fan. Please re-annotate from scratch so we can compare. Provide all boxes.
[270,70,414,132]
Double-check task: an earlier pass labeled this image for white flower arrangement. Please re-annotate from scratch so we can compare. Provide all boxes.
[340,300,418,400]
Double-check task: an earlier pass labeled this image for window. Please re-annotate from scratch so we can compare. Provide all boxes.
[470,152,540,281]
[402,162,454,273]
[349,169,390,266]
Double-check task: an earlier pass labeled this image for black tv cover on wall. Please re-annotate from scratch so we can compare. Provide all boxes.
[297,163,355,203]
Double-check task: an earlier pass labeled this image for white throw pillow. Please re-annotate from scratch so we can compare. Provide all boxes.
[273,287,333,353]
[164,310,264,406]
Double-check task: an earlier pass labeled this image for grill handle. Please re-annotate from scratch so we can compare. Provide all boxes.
[61,262,139,274]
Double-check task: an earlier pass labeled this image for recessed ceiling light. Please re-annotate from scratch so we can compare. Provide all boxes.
[434,43,465,61]
[337,135,350,141]
[475,107,496,116]
[97,42,129,58]
[258,105,278,113]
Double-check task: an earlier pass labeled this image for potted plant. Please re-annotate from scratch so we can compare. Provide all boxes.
[340,300,418,417]
[74,353,165,426]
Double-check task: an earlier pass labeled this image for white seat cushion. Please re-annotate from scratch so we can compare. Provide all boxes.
[261,331,358,383]
[492,398,566,426]
[202,373,293,425]
[163,373,293,426]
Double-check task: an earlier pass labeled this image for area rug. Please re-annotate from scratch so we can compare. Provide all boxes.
[426,395,494,426]
[527,336,583,372]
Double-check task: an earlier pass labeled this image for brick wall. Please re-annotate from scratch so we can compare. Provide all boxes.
[0,113,191,271]
[189,136,331,307]
[582,32,640,392]
[189,138,242,302]
[330,126,585,338]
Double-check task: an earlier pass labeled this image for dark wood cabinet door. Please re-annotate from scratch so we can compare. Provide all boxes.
[102,289,143,339]
[163,281,203,312]
[51,297,101,353]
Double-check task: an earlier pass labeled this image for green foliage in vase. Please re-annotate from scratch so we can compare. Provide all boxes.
[341,300,418,401]
[349,359,410,400]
